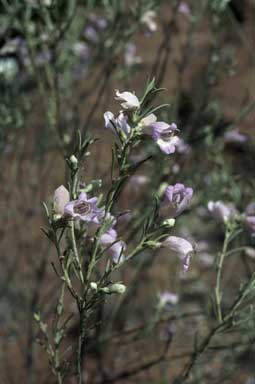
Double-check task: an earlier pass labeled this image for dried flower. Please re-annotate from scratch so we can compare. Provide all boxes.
[64,192,102,223]
[160,183,193,218]
[53,185,70,218]
[115,90,140,110]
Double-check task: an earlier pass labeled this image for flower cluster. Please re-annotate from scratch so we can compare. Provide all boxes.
[104,90,181,155]
[53,184,126,264]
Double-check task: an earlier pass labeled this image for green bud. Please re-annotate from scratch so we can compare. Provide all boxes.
[163,218,175,228]
[90,282,98,291]
[158,182,168,197]
[146,240,161,249]
[69,155,78,169]
[101,283,126,295]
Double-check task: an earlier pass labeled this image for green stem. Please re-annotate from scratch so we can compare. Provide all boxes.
[214,229,230,323]
[71,220,84,284]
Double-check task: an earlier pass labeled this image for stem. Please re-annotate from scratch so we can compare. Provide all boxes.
[214,229,230,323]
[77,308,86,384]
[71,220,84,284]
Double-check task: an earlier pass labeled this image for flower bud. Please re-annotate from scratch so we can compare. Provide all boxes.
[69,155,78,169]
[53,185,70,219]
[101,283,126,294]
[163,218,175,228]
[90,282,98,290]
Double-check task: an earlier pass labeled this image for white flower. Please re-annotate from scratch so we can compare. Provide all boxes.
[104,111,131,137]
[139,113,157,128]
[159,291,179,307]
[53,185,70,217]
[124,43,142,67]
[141,10,157,33]
[115,90,140,110]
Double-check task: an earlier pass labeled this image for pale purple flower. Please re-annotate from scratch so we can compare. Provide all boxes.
[141,10,157,33]
[115,90,140,110]
[99,228,125,263]
[172,163,180,174]
[160,183,193,218]
[208,201,237,223]
[224,129,248,145]
[178,2,191,16]
[176,138,191,155]
[83,26,99,43]
[245,203,255,235]
[124,43,142,67]
[89,15,107,30]
[53,185,70,217]
[64,192,102,223]
[144,122,180,154]
[103,111,131,136]
[162,236,194,272]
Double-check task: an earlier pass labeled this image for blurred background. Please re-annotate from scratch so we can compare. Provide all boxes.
[0,0,255,383]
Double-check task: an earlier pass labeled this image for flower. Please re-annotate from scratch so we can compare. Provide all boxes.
[141,10,157,33]
[245,203,255,235]
[159,291,179,309]
[160,183,193,218]
[64,192,102,223]
[83,26,99,43]
[53,185,70,218]
[124,43,142,67]
[104,111,131,137]
[99,228,125,263]
[162,236,194,272]
[208,201,236,223]
[115,90,140,110]
[178,2,191,16]
[224,129,248,145]
[144,121,180,154]
[73,42,90,62]
[176,138,191,155]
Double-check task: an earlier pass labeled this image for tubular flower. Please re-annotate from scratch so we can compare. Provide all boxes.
[115,90,140,110]
[104,111,131,137]
[162,236,194,272]
[53,185,70,218]
[160,183,193,218]
[144,121,180,154]
[208,201,237,223]
[64,192,102,223]
[99,228,125,264]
